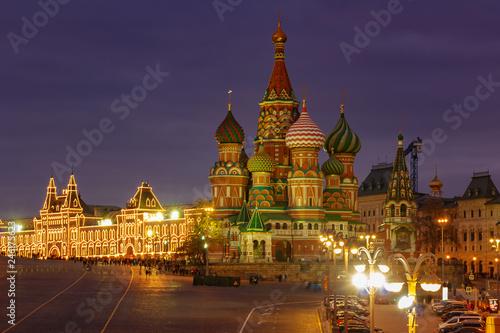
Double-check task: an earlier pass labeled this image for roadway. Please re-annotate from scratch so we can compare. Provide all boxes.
[0,258,322,333]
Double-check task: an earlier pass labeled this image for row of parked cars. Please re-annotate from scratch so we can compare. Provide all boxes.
[328,295,384,333]
[432,299,485,333]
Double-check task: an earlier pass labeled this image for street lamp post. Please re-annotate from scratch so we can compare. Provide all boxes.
[353,246,389,333]
[203,207,214,276]
[491,237,500,298]
[336,237,358,333]
[320,230,341,333]
[438,218,448,300]
[387,253,442,333]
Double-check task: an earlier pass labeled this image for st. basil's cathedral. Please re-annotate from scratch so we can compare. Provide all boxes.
[209,20,369,263]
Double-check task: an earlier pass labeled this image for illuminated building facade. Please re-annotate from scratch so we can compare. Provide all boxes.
[210,21,365,263]
[0,175,197,259]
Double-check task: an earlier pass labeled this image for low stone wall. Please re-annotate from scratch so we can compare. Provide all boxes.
[188,262,329,282]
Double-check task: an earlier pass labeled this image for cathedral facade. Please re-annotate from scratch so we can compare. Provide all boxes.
[209,21,365,263]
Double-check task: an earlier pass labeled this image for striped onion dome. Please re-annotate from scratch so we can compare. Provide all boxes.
[215,110,245,144]
[324,112,361,154]
[285,102,325,149]
[321,153,344,176]
[247,144,276,173]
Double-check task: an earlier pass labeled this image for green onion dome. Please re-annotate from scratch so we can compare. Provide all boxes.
[247,145,276,173]
[324,113,361,154]
[215,110,245,144]
[321,153,344,176]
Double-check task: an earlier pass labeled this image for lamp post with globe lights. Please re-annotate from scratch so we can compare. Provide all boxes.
[385,253,442,333]
[319,230,341,333]
[437,218,448,299]
[352,246,389,333]
[491,236,500,297]
[336,237,358,333]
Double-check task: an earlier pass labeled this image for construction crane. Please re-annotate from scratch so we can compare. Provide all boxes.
[404,137,423,193]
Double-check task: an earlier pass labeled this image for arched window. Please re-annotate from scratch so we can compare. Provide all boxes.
[294,223,298,230]
[401,204,407,217]
[308,223,312,230]
[266,223,272,231]
[282,223,287,230]
[275,223,281,230]
[471,210,474,218]
[314,223,318,230]
[390,204,395,217]
[299,224,304,230]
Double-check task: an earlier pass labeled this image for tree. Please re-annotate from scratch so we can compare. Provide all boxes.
[414,198,460,255]
[180,199,224,264]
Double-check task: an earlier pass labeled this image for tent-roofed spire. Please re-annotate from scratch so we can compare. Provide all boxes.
[385,131,414,205]
[236,201,250,224]
[246,207,266,231]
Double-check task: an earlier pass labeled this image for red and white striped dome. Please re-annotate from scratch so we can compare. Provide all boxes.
[285,102,325,149]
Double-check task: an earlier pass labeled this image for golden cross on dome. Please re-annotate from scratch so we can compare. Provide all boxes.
[399,122,402,134]
[340,90,345,113]
[435,164,438,176]
[228,90,232,111]
[278,9,282,22]
[302,84,306,106]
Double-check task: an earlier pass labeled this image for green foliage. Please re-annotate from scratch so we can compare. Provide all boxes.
[180,199,225,264]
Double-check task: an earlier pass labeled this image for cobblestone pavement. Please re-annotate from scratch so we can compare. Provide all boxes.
[0,258,323,333]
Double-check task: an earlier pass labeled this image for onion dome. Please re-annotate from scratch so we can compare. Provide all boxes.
[324,107,361,154]
[247,144,276,173]
[272,20,287,43]
[321,152,344,176]
[215,108,245,144]
[285,101,325,148]
[429,170,443,190]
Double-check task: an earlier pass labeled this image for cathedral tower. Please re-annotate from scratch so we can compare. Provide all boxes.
[285,97,325,220]
[381,131,417,252]
[210,96,250,218]
[255,20,300,204]
[324,96,361,215]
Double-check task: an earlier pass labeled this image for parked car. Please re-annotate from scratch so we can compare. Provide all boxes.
[442,310,469,321]
[436,303,468,315]
[433,300,463,313]
[438,316,482,331]
[453,327,485,333]
[349,295,369,306]
[375,295,390,304]
[438,319,485,333]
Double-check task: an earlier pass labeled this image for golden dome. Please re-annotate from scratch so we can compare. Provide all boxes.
[272,20,287,43]
[429,173,443,189]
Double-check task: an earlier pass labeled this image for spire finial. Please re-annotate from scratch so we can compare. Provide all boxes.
[278,9,282,23]
[302,84,306,107]
[51,168,53,178]
[228,89,232,111]
[435,164,438,176]
[399,122,402,134]
[340,90,344,114]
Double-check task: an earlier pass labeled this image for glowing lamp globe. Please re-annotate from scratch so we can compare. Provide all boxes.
[353,273,368,288]
[369,272,386,288]
[398,296,415,309]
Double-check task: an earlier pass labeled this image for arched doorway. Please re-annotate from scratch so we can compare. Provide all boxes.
[126,245,135,258]
[275,240,292,262]
[49,246,60,258]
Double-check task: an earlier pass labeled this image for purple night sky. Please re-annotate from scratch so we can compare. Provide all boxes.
[1,1,499,219]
